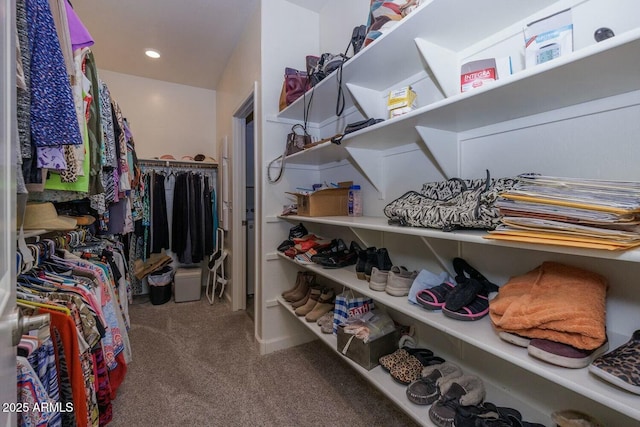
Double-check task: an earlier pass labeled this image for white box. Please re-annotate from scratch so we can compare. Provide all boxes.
[174,267,202,302]
[524,9,573,69]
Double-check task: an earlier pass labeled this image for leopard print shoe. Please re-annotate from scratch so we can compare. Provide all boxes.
[379,347,434,372]
[390,353,446,385]
[589,330,640,395]
[379,348,412,372]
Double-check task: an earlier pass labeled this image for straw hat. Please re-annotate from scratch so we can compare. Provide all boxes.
[23,202,77,230]
[59,214,96,226]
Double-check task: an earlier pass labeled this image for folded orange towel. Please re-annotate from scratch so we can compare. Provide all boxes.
[489,262,607,350]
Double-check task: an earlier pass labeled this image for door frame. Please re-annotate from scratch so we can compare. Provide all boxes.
[231,83,258,313]
[0,0,17,423]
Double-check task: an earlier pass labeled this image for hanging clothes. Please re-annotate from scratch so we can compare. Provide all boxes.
[17,356,59,427]
[151,173,169,253]
[26,0,82,149]
[16,233,132,427]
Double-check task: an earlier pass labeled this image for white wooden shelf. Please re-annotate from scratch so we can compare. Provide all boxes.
[280,215,640,263]
[277,295,552,426]
[278,27,640,176]
[277,296,432,426]
[277,0,560,125]
[278,253,640,421]
[284,141,350,166]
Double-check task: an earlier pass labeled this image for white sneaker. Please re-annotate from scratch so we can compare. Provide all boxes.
[369,267,389,291]
[386,267,418,297]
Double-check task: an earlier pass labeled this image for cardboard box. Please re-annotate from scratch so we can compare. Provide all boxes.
[337,325,399,370]
[174,267,202,302]
[387,86,417,111]
[287,182,351,217]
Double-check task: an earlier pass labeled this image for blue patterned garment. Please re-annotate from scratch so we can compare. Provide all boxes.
[26,0,82,147]
[26,338,61,427]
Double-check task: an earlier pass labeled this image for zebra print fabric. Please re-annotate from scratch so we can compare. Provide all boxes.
[384,175,517,231]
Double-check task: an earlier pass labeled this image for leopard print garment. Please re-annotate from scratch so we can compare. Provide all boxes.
[590,330,640,391]
[59,145,78,182]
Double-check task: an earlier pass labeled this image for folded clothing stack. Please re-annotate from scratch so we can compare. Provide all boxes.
[489,261,608,368]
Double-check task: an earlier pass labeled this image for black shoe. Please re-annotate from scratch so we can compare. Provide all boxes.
[318,251,358,269]
[277,240,294,252]
[376,248,393,271]
[288,223,308,240]
[445,258,497,312]
[363,247,378,281]
[310,239,347,263]
[355,244,371,280]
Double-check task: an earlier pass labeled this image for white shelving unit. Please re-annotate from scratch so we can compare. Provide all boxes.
[269,0,640,425]
[278,0,562,124]
[278,293,551,427]
[280,25,640,189]
[277,0,640,190]
[278,253,638,422]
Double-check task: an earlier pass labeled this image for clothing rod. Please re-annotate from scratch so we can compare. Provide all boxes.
[138,158,218,169]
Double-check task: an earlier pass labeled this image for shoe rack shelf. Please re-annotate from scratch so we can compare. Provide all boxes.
[276,295,431,426]
[279,215,640,263]
[277,253,639,422]
[277,294,552,427]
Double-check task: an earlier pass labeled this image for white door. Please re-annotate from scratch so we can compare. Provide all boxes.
[0,0,17,425]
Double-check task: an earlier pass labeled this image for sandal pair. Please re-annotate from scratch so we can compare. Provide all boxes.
[416,258,497,321]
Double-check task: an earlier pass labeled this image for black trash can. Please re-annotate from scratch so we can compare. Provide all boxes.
[148,265,174,305]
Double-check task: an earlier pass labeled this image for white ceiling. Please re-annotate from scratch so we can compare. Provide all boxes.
[72,0,261,90]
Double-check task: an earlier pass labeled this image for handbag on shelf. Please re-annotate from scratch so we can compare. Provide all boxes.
[384,171,518,231]
[279,67,310,111]
[286,124,312,156]
[267,123,312,183]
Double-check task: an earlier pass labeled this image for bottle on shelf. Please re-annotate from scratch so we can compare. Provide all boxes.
[348,185,362,217]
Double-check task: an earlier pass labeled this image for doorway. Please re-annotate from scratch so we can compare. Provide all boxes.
[231,83,259,321]
[244,112,255,320]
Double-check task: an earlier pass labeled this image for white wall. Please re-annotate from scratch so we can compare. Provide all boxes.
[214,5,261,314]
[98,69,217,160]
[318,0,370,55]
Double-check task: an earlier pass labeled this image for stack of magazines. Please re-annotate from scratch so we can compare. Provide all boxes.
[485,174,640,250]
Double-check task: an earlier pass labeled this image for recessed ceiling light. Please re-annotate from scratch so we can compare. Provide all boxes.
[145,49,161,59]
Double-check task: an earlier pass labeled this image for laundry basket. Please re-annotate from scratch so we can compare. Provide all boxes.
[148,265,174,305]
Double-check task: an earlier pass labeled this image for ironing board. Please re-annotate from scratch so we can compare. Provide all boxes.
[205,227,228,304]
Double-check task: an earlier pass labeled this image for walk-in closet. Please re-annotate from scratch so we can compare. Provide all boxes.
[3,1,640,426]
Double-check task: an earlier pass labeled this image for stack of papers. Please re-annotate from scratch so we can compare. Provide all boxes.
[485,174,640,250]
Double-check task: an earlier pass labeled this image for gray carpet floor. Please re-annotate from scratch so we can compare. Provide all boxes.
[108,296,419,427]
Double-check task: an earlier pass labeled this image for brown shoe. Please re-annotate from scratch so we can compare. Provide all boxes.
[295,287,322,316]
[282,271,305,300]
[285,273,315,303]
[305,288,335,322]
[291,287,311,309]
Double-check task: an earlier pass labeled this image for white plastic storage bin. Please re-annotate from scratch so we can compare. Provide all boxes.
[174,267,202,302]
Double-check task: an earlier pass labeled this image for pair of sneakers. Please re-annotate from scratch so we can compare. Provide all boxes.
[370,265,418,296]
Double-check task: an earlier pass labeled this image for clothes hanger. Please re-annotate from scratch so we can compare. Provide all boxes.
[17,298,71,316]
